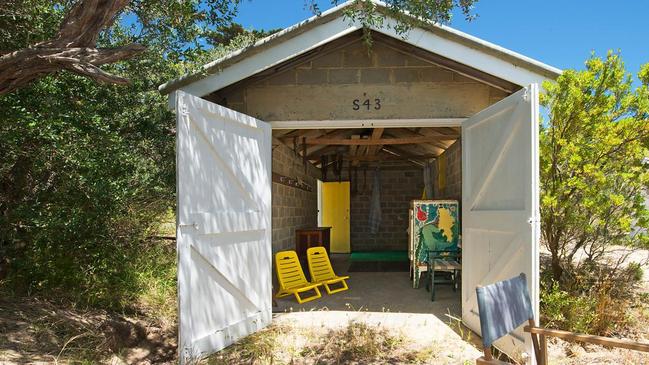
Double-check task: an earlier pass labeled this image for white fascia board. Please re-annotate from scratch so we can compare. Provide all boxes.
[177,17,360,98]
[270,118,464,130]
[370,18,554,88]
[431,24,562,77]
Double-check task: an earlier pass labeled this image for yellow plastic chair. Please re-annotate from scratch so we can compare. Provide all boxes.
[275,250,322,304]
[306,247,350,295]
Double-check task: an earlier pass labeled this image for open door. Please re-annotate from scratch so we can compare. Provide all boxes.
[461,85,540,361]
[175,91,272,363]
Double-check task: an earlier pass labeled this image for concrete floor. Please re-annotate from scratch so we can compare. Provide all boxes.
[273,254,462,320]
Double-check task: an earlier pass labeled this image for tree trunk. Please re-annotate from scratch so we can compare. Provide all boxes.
[550,254,563,282]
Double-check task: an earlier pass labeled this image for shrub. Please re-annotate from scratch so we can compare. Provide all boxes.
[540,258,643,336]
[0,49,177,310]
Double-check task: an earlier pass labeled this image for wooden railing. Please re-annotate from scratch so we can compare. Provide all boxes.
[523,325,649,365]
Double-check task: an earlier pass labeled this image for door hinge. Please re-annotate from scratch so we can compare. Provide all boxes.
[522,88,530,102]
[179,222,199,230]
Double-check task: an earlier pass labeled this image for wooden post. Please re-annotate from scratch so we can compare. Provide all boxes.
[539,334,548,365]
[484,347,493,361]
[528,319,543,365]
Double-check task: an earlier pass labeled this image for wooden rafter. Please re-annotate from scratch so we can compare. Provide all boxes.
[384,128,447,154]
[349,135,360,157]
[382,145,435,163]
[366,128,385,157]
[280,129,327,144]
[305,129,360,157]
[315,153,436,162]
[308,144,349,158]
[272,129,295,138]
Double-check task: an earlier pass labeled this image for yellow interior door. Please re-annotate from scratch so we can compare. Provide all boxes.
[321,181,350,253]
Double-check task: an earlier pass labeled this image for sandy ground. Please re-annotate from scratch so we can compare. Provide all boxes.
[274,311,482,364]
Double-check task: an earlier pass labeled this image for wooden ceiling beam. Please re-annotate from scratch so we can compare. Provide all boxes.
[306,144,344,158]
[314,153,437,162]
[280,129,327,143]
[272,129,295,138]
[384,128,447,153]
[382,145,433,162]
[349,135,366,167]
[305,129,360,156]
[366,127,385,157]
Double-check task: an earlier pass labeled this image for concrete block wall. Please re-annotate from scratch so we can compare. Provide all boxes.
[328,167,424,252]
[432,140,462,200]
[213,39,509,121]
[271,142,320,253]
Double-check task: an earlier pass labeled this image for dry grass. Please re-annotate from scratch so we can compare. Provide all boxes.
[207,320,479,365]
[0,295,177,364]
[547,293,649,365]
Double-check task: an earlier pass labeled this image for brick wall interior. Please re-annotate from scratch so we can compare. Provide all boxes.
[271,139,460,253]
[432,140,462,201]
[325,167,424,252]
[271,142,320,254]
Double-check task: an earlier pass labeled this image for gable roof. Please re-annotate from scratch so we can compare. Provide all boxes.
[159,0,561,98]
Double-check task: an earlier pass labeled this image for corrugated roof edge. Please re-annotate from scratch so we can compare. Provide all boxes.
[158,0,562,95]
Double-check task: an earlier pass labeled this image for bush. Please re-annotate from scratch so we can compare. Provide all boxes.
[0,49,177,310]
[541,280,598,334]
[540,259,643,336]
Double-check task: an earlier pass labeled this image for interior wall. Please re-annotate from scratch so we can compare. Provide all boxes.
[325,166,424,252]
[271,142,320,253]
[432,140,462,201]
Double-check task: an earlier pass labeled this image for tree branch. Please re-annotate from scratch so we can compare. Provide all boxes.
[45,0,131,48]
[0,44,145,94]
[0,0,142,95]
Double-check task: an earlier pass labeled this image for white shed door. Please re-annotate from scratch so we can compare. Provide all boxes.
[461,84,540,359]
[175,91,272,363]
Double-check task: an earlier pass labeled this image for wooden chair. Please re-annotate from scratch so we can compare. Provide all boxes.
[425,249,461,301]
[275,250,322,304]
[475,273,649,365]
[306,246,349,294]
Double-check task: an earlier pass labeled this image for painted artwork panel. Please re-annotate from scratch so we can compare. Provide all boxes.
[412,200,460,264]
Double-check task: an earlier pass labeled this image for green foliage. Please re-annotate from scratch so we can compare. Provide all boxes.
[207,23,281,47]
[0,1,66,49]
[325,0,476,26]
[539,260,644,336]
[540,52,649,281]
[326,0,477,47]
[0,42,179,307]
[541,280,599,334]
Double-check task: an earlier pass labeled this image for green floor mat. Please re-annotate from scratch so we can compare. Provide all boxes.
[349,250,408,262]
[348,260,409,272]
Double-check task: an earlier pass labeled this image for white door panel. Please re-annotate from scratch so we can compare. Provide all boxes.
[176,90,272,363]
[461,84,540,362]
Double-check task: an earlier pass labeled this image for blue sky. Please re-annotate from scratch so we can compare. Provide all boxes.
[234,0,649,79]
